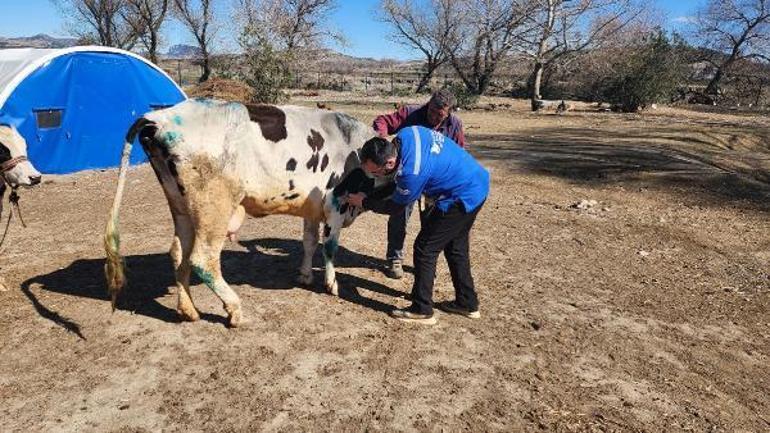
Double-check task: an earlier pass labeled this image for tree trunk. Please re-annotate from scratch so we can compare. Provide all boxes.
[705,68,723,96]
[199,53,211,82]
[530,62,544,111]
[149,34,159,64]
[416,60,440,93]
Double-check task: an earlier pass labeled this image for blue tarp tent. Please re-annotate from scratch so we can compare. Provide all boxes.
[0,46,186,174]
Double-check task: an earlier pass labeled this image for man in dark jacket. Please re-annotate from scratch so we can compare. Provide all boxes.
[346,127,489,325]
[372,89,467,279]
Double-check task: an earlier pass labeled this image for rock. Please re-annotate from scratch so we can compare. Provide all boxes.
[572,199,598,210]
[637,250,650,257]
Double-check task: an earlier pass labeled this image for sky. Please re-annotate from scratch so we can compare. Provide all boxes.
[0,0,708,60]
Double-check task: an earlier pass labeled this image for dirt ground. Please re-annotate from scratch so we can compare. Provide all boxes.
[1,96,768,432]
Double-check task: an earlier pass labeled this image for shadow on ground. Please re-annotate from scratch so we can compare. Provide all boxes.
[469,125,770,211]
[21,238,408,337]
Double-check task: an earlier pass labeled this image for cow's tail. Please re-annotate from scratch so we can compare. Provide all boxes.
[104,117,152,311]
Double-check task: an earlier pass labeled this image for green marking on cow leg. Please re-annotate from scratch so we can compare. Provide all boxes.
[331,195,342,212]
[192,264,220,294]
[323,238,338,261]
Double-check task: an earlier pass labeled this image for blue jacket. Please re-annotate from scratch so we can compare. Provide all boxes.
[392,126,489,212]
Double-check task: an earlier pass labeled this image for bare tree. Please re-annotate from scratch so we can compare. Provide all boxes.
[379,0,459,92]
[444,0,534,95]
[124,0,170,63]
[173,0,216,82]
[237,0,340,53]
[693,0,770,96]
[53,0,141,48]
[520,0,644,110]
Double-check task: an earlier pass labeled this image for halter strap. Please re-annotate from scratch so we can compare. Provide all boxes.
[0,155,28,173]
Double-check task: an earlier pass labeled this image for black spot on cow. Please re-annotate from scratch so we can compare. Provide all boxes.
[0,142,11,164]
[323,224,331,237]
[288,180,295,190]
[307,129,324,151]
[286,158,297,171]
[246,104,288,142]
[334,113,358,144]
[285,193,300,200]
[343,151,360,176]
[306,153,319,172]
[263,199,269,204]
[320,154,329,172]
[325,171,341,190]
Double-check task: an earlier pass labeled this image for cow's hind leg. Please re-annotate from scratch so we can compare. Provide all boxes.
[170,214,198,321]
[297,218,319,286]
[190,223,245,327]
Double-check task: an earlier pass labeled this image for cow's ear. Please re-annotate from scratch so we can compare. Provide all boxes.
[0,142,11,163]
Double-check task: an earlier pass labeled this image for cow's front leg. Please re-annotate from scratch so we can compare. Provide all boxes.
[322,218,343,296]
[297,218,319,286]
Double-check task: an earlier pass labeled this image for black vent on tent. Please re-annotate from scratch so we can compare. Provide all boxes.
[35,109,63,129]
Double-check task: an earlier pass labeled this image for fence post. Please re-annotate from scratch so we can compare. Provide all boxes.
[317,71,321,89]
[390,72,394,94]
[365,74,368,94]
[177,59,182,84]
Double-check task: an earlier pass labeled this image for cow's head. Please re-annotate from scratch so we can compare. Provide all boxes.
[0,125,41,188]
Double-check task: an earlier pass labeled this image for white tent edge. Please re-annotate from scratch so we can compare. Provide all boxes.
[0,45,187,109]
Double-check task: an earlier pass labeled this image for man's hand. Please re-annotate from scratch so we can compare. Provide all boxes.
[345,193,366,208]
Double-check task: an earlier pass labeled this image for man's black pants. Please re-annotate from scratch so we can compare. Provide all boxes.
[410,201,483,315]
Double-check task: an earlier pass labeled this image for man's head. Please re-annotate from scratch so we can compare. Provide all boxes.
[360,136,398,177]
[426,89,456,127]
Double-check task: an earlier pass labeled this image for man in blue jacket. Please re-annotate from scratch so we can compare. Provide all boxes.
[346,126,490,324]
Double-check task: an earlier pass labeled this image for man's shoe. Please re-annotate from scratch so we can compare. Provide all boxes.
[385,260,404,279]
[439,301,481,319]
[389,308,437,325]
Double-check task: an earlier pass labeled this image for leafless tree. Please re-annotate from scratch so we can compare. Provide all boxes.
[693,0,770,96]
[124,0,170,63]
[236,0,341,53]
[443,0,535,96]
[173,0,217,82]
[379,0,459,92]
[519,0,645,110]
[53,0,141,48]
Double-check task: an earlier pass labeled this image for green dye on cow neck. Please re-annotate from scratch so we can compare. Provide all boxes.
[163,131,181,146]
[172,115,183,126]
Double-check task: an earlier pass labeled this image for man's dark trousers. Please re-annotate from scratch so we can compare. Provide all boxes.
[410,202,483,315]
[386,202,414,261]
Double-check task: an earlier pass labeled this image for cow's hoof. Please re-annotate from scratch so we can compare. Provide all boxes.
[178,308,200,322]
[326,280,339,296]
[227,308,247,328]
[297,272,313,286]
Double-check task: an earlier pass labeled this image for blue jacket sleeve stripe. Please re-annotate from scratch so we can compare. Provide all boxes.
[411,125,421,175]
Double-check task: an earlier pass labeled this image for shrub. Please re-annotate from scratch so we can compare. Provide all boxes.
[239,27,292,104]
[444,82,479,109]
[601,31,688,112]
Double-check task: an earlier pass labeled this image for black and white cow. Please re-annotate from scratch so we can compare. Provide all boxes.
[104,99,388,327]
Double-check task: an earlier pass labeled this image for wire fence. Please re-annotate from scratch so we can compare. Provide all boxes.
[159,59,522,95]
